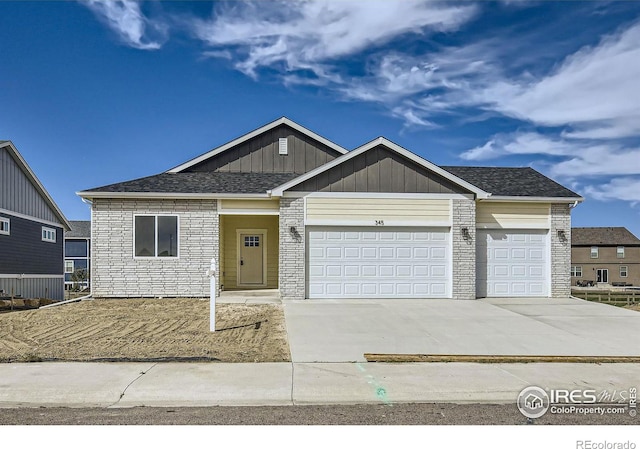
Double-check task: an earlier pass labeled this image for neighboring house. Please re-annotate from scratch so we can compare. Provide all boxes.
[571,227,640,287]
[78,117,582,300]
[64,220,91,291]
[0,141,71,300]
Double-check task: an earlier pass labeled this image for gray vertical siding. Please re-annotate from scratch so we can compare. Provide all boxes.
[291,145,471,193]
[0,277,64,301]
[185,125,342,174]
[0,146,59,223]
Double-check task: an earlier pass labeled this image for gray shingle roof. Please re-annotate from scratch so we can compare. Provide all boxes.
[441,166,581,198]
[572,227,640,246]
[82,172,301,195]
[65,220,91,238]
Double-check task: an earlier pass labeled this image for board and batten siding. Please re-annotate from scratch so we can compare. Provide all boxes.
[291,145,470,194]
[220,215,279,290]
[476,202,550,229]
[305,197,451,226]
[184,124,342,174]
[0,146,59,223]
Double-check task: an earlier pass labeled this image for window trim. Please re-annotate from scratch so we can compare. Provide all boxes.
[0,217,9,235]
[620,266,628,278]
[42,226,56,243]
[617,246,625,259]
[571,266,582,277]
[133,214,180,259]
[590,246,599,259]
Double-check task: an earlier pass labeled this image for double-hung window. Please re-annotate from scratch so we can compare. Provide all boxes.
[590,246,599,258]
[620,266,628,278]
[134,215,179,258]
[617,246,625,258]
[0,217,9,235]
[570,266,582,277]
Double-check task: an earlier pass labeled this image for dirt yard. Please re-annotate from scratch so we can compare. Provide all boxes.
[0,298,290,363]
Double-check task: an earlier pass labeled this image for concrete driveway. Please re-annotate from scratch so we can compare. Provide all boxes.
[283,297,640,362]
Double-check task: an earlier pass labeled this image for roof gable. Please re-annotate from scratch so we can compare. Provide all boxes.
[168,117,348,174]
[0,141,71,230]
[272,137,489,197]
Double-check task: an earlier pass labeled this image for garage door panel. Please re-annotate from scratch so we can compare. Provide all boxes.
[308,227,451,299]
[477,229,548,297]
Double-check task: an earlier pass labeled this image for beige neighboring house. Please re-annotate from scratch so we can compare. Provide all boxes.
[78,117,583,300]
[571,227,640,287]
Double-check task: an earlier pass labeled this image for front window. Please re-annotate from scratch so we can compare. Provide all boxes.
[65,240,88,257]
[620,266,628,278]
[65,260,74,273]
[0,217,9,235]
[590,246,598,258]
[571,266,582,277]
[617,246,625,258]
[134,215,178,258]
[42,227,56,243]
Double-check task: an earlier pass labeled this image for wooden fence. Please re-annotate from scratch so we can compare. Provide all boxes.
[572,289,640,306]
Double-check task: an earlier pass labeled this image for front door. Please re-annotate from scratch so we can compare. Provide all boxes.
[596,269,608,283]
[238,232,265,286]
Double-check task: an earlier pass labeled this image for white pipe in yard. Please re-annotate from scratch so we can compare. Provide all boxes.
[207,258,216,332]
[39,293,93,309]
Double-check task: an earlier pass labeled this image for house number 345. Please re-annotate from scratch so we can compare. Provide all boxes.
[375,220,385,226]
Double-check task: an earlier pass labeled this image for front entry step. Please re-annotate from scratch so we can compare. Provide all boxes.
[218,289,281,304]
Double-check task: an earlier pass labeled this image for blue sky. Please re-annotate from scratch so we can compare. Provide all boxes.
[1,1,639,237]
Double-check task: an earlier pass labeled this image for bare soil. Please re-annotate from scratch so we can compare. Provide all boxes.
[0,298,290,363]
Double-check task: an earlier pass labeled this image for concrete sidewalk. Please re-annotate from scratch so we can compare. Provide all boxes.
[1,361,639,408]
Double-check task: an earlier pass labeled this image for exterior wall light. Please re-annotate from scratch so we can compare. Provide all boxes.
[461,227,471,241]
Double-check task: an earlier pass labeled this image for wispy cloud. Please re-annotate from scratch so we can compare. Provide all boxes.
[193,0,478,78]
[84,0,167,50]
[584,178,640,204]
[474,20,640,139]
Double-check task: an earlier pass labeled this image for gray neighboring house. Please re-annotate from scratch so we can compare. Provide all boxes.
[78,117,583,300]
[0,140,71,301]
[64,220,91,291]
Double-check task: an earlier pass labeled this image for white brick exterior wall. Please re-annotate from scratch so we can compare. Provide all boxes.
[92,199,218,298]
[550,203,571,298]
[452,199,476,299]
[279,197,305,300]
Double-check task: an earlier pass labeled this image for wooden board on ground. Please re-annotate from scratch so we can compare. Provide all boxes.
[364,354,640,363]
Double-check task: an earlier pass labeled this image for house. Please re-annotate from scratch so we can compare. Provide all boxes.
[64,220,91,291]
[0,141,71,301]
[571,227,640,287]
[78,117,582,300]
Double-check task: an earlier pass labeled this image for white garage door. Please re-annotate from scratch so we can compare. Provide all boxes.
[307,227,451,298]
[476,230,549,297]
